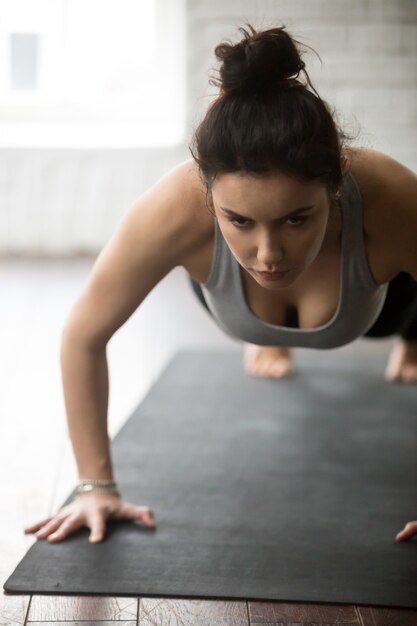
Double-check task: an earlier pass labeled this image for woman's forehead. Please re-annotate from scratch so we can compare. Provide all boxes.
[212,171,326,205]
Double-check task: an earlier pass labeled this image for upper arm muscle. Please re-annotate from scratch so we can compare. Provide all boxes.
[379,154,417,279]
[358,148,417,282]
[63,159,208,347]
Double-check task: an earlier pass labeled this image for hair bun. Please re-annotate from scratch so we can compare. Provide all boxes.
[212,24,307,96]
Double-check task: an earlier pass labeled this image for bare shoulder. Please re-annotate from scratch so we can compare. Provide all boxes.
[134,157,214,256]
[62,158,213,346]
[111,157,214,272]
[346,145,416,209]
[346,145,417,282]
[171,160,216,283]
[178,158,215,254]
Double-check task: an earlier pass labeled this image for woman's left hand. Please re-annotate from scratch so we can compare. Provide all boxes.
[396,521,417,541]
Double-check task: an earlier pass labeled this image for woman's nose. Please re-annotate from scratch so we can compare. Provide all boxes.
[256,233,285,267]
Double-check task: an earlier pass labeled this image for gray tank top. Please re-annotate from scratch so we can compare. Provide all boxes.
[200,170,388,349]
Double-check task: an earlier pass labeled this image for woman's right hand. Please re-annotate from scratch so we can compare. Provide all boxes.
[24,492,156,543]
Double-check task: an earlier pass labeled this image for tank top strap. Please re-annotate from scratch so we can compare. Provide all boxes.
[203,216,232,291]
[340,169,379,288]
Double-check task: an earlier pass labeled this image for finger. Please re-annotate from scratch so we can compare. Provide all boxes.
[24,505,72,533]
[119,503,156,527]
[34,514,70,539]
[395,523,417,541]
[396,521,417,541]
[87,513,107,543]
[47,515,82,543]
[24,517,54,533]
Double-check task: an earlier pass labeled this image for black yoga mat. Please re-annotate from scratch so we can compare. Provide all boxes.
[4,350,417,607]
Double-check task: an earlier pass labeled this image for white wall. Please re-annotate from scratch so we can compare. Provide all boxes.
[186,0,417,166]
[0,146,188,254]
[1,0,416,255]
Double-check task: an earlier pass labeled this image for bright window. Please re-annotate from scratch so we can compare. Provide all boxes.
[0,0,185,147]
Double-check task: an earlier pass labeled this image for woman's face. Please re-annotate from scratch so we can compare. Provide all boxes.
[211,170,335,290]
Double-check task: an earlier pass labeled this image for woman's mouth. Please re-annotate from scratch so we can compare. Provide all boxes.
[256,269,291,281]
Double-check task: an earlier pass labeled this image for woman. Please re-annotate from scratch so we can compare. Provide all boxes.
[24,24,417,545]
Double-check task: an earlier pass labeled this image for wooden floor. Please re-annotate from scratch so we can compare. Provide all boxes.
[1,257,415,625]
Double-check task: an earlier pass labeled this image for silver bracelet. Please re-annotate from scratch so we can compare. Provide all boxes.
[78,479,117,487]
[75,479,120,497]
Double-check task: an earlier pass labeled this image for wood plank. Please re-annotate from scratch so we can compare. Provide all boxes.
[0,593,30,626]
[139,598,249,625]
[357,605,417,625]
[28,623,136,626]
[247,601,360,624]
[27,595,138,622]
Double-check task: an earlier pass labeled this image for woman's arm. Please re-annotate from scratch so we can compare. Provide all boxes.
[366,152,417,541]
[25,159,210,543]
[60,158,208,480]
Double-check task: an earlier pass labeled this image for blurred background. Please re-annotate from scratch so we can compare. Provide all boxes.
[0,0,416,598]
[1,0,416,256]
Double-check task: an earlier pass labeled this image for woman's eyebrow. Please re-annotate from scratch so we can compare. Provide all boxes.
[219,205,315,220]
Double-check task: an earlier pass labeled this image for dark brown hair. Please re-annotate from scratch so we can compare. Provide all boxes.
[189,24,358,203]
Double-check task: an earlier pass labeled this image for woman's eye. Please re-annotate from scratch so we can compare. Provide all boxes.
[227,215,307,228]
[286,216,307,226]
[229,217,250,228]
